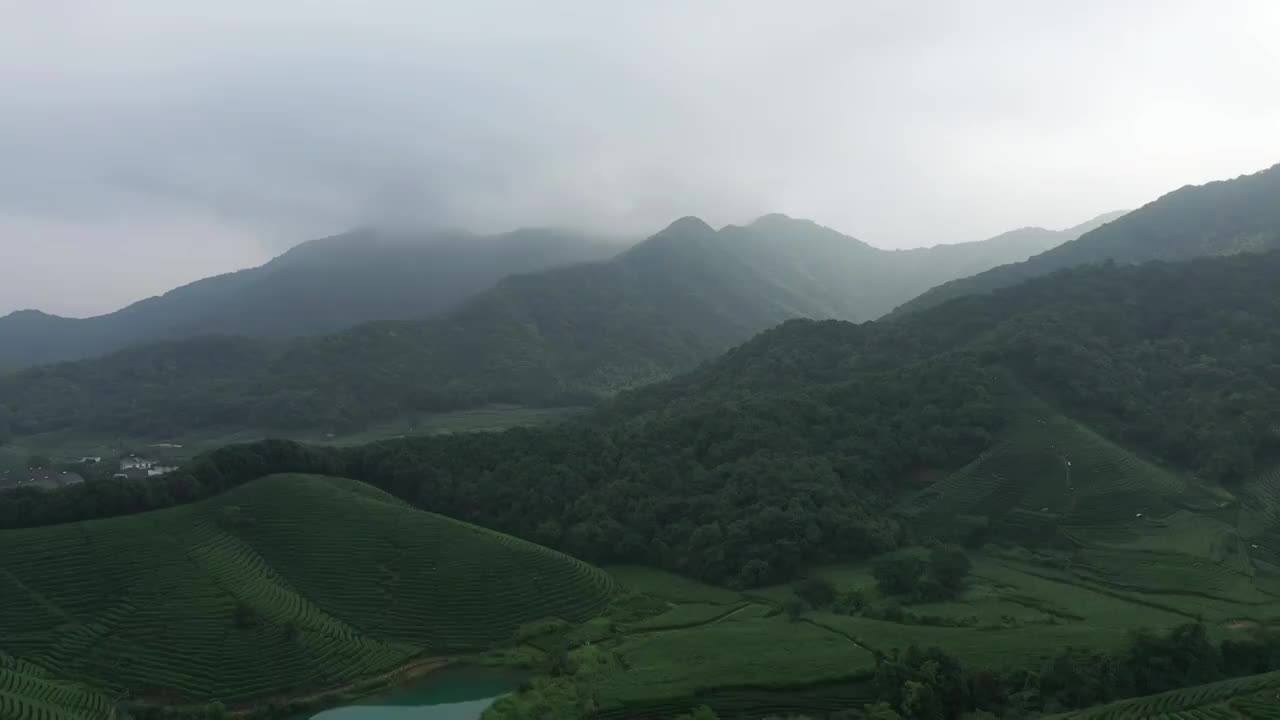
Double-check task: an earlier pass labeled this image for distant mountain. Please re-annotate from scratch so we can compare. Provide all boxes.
[0,227,616,370]
[0,211,1108,438]
[893,162,1280,316]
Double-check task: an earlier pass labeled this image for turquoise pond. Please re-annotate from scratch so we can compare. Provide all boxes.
[309,667,527,720]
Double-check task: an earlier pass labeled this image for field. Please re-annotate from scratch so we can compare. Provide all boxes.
[498,400,1280,719]
[3,405,584,465]
[1046,670,1280,719]
[553,548,1280,719]
[899,395,1203,540]
[0,654,114,720]
[9,396,1280,720]
[0,474,615,708]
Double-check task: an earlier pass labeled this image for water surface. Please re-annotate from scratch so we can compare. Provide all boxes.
[310,667,526,720]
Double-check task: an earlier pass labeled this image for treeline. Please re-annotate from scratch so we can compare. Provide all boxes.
[6,253,1280,583]
[496,622,1280,720]
[908,622,1280,718]
[0,354,1001,586]
[0,215,870,438]
[0,365,993,586]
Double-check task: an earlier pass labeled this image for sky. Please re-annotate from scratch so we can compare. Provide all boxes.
[2,1,1279,317]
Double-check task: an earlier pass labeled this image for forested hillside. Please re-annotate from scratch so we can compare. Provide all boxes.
[895,162,1280,315]
[0,227,614,370]
[0,213,1103,439]
[10,250,1280,588]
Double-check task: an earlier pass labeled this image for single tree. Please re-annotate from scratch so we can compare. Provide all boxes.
[794,576,838,608]
[873,553,926,596]
[928,545,973,592]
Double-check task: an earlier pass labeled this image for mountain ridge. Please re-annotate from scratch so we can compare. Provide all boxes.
[893,163,1280,316]
[0,227,618,371]
[0,209,1120,438]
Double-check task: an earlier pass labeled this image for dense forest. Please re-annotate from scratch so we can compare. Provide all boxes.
[8,250,1280,587]
[895,162,1280,315]
[0,213,1102,438]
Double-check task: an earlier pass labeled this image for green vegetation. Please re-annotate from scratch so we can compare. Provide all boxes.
[4,164,1280,719]
[0,227,614,371]
[11,248,1280,590]
[0,211,1112,439]
[1046,670,1280,719]
[0,405,583,467]
[0,653,116,720]
[607,567,746,605]
[596,615,876,706]
[869,546,972,601]
[894,161,1280,315]
[0,474,615,708]
[481,553,1280,720]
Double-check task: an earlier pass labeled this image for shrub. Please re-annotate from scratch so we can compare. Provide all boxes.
[783,597,808,621]
[929,544,972,592]
[793,577,838,608]
[873,553,926,595]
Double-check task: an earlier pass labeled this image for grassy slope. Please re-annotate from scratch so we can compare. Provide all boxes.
[575,567,879,720]
[898,393,1280,621]
[572,542,1280,719]
[558,397,1280,718]
[1044,670,1280,719]
[0,654,115,720]
[0,474,616,706]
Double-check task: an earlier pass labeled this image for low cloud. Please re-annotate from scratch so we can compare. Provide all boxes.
[2,0,1279,315]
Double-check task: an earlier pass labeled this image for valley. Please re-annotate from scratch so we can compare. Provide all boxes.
[7,384,1280,719]
[5,4,1280,718]
[0,405,584,472]
[2,160,1279,720]
[0,212,1118,445]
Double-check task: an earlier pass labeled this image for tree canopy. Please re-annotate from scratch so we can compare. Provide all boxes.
[8,250,1280,586]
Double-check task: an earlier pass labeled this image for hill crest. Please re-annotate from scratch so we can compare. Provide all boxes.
[894,162,1280,316]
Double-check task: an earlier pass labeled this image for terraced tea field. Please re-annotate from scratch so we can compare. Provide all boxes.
[891,395,1280,627]
[0,474,616,707]
[591,609,875,712]
[0,654,114,720]
[902,401,1194,540]
[1047,670,1280,719]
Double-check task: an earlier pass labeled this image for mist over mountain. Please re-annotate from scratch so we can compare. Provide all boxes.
[894,162,1280,316]
[0,228,616,371]
[0,211,1107,438]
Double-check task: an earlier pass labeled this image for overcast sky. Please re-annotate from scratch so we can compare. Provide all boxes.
[2,1,1279,317]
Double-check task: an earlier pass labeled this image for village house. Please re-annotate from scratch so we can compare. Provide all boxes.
[116,456,179,479]
[2,470,86,491]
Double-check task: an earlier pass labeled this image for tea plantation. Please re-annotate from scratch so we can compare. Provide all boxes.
[495,401,1280,720]
[1046,670,1280,719]
[0,474,616,707]
[0,654,115,720]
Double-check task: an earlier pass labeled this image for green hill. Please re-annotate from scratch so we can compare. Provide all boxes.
[894,161,1280,316]
[899,389,1200,540]
[0,227,615,371]
[1046,670,1280,719]
[0,473,615,706]
[9,246,1280,592]
[0,653,116,720]
[0,212,1109,439]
